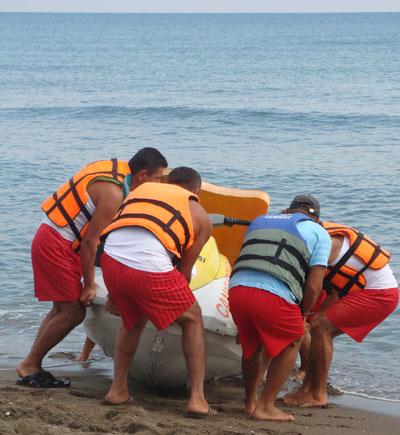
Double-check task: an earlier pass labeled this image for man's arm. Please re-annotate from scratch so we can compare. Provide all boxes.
[301,223,331,316]
[301,265,326,316]
[80,182,123,306]
[178,202,212,283]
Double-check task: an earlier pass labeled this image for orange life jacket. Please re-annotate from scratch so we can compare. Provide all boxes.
[42,159,130,251]
[322,221,390,297]
[102,182,198,258]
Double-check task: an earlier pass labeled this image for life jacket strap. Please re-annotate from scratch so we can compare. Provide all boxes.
[326,232,363,282]
[117,198,191,250]
[241,238,309,274]
[325,232,364,297]
[325,229,389,297]
[339,248,382,297]
[69,178,92,221]
[273,238,287,264]
[233,253,306,289]
[164,210,182,231]
[111,158,118,180]
[112,212,183,256]
[324,267,365,295]
[46,160,125,215]
[52,192,82,248]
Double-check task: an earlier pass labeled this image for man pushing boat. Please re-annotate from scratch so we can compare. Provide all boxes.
[228,194,331,422]
[100,167,216,416]
[284,221,399,407]
[17,148,168,387]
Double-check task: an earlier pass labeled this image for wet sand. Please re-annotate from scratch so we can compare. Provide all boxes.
[1,366,399,435]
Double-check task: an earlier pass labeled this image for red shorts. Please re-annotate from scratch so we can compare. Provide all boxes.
[229,285,304,359]
[32,224,83,302]
[101,253,196,330]
[326,288,399,342]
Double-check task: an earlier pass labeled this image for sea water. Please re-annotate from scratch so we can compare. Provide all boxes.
[0,12,399,400]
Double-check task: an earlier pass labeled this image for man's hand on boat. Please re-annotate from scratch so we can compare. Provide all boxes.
[80,284,97,306]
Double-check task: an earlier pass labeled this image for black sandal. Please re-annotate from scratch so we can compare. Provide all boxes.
[16,370,71,388]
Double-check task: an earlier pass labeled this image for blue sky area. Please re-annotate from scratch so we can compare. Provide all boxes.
[0,0,399,13]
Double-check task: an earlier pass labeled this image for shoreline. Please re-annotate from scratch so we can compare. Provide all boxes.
[331,392,400,418]
[1,361,399,434]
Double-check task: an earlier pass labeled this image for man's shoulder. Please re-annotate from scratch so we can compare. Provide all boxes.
[298,220,331,257]
[298,220,331,266]
[87,179,123,205]
[298,220,329,238]
[189,200,209,219]
[189,200,211,233]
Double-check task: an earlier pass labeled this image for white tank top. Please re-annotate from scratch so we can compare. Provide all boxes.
[42,195,96,242]
[330,237,398,290]
[104,227,174,273]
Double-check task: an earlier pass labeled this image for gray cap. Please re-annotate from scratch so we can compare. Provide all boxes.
[289,194,320,217]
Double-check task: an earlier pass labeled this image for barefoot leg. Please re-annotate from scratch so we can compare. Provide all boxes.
[293,324,311,381]
[253,340,301,422]
[286,315,342,407]
[175,301,211,415]
[256,350,270,387]
[75,337,96,362]
[18,301,85,377]
[284,329,312,404]
[242,346,264,415]
[105,316,147,404]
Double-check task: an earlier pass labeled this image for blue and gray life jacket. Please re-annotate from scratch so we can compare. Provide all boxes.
[231,213,313,303]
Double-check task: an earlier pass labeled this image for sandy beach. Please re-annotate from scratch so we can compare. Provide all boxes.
[0,364,399,435]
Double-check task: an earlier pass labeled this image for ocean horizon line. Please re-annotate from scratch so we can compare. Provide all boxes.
[1,11,400,15]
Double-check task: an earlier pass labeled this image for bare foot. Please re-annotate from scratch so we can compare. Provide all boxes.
[103,393,134,406]
[253,405,295,422]
[16,361,41,378]
[243,398,257,416]
[186,396,211,415]
[105,389,131,405]
[283,387,308,404]
[285,391,327,408]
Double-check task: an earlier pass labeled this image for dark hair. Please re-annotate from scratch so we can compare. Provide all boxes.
[128,147,168,175]
[168,167,202,192]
